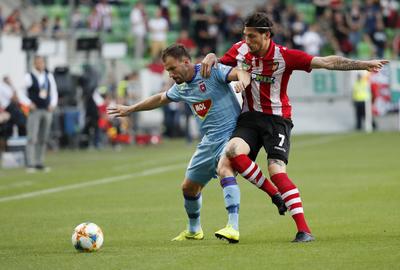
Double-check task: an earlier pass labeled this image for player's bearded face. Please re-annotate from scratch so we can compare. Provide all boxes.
[164,56,186,84]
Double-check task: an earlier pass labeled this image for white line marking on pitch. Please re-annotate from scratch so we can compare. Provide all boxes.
[0,134,351,203]
[0,163,186,203]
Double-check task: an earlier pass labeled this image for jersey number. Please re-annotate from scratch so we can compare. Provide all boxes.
[278,134,285,147]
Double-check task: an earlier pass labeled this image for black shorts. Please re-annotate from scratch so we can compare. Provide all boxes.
[231,111,294,164]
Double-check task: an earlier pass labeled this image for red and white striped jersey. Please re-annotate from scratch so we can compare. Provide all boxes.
[220,40,314,119]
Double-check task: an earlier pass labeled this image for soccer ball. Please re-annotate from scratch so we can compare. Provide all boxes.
[71,222,104,252]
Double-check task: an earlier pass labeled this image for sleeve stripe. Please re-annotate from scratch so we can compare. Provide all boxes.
[225,67,234,83]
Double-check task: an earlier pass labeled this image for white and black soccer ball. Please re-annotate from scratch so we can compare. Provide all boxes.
[71,222,104,252]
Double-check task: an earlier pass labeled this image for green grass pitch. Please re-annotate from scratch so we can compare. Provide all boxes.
[0,132,399,269]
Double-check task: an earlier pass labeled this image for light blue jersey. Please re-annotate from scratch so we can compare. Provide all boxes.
[166,63,241,184]
[166,64,241,143]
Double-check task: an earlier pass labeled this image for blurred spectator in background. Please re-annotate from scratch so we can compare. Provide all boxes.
[272,22,290,48]
[393,31,400,59]
[357,33,375,60]
[363,0,381,37]
[346,0,364,50]
[302,23,323,56]
[52,16,64,39]
[352,73,371,131]
[95,0,113,32]
[211,3,228,52]
[0,6,4,31]
[193,0,210,55]
[4,9,24,35]
[313,0,330,19]
[159,0,170,26]
[381,0,399,28]
[88,8,101,32]
[160,75,180,138]
[227,9,244,44]
[0,76,26,139]
[80,65,101,149]
[332,11,352,55]
[178,0,191,31]
[0,110,10,152]
[130,1,147,62]
[181,103,193,144]
[40,16,50,37]
[318,8,340,54]
[71,8,86,29]
[19,56,58,172]
[290,12,306,50]
[176,29,196,55]
[125,72,141,134]
[27,22,42,37]
[372,19,387,58]
[148,7,168,59]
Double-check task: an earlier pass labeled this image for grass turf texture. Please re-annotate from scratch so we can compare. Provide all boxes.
[0,132,399,269]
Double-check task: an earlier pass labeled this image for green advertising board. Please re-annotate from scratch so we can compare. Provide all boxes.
[313,72,338,95]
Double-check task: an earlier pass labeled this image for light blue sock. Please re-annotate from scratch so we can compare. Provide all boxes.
[184,193,202,233]
[220,177,240,230]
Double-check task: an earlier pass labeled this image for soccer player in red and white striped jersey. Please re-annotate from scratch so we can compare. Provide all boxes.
[202,12,388,242]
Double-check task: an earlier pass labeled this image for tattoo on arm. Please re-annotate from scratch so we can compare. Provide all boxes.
[268,159,286,167]
[331,57,366,70]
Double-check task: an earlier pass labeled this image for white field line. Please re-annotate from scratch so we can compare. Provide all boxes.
[0,163,186,203]
[0,134,350,203]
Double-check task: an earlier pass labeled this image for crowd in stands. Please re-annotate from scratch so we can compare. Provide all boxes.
[0,0,399,59]
[1,0,400,154]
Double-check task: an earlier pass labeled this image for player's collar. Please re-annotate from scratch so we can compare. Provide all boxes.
[187,64,200,84]
[262,39,275,59]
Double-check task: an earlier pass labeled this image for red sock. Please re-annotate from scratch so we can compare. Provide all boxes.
[229,154,278,197]
[271,173,311,233]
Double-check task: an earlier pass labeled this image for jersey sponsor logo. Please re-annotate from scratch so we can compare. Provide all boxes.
[251,73,276,84]
[239,60,251,71]
[192,99,212,119]
[199,81,206,92]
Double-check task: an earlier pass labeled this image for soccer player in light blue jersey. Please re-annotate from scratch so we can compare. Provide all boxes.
[108,44,250,242]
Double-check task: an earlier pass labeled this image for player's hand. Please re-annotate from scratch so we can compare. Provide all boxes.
[365,60,389,72]
[233,81,248,93]
[200,53,218,78]
[107,105,131,117]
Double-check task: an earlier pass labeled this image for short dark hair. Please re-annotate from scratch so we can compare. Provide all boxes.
[161,44,191,62]
[244,12,274,38]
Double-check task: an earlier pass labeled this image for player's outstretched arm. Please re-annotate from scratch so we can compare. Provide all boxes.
[311,56,389,72]
[107,92,170,117]
[201,53,218,78]
[228,68,251,93]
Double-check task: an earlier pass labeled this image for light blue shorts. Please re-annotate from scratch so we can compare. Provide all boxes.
[185,138,229,185]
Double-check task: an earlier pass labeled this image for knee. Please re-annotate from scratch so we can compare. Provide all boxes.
[217,159,235,178]
[217,165,233,179]
[267,159,287,176]
[225,141,240,159]
[181,180,201,197]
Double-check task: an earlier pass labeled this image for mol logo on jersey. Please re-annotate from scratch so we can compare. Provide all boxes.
[192,99,212,119]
